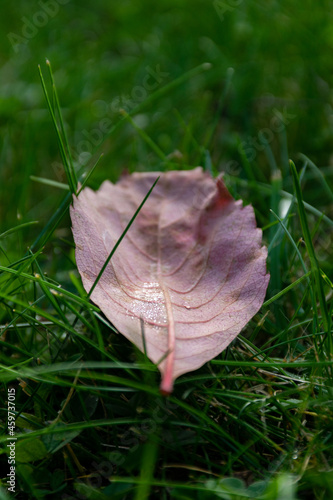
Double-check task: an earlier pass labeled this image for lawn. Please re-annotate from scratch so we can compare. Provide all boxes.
[0,1,333,499]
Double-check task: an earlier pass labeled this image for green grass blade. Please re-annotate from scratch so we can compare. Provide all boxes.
[0,221,39,239]
[29,191,72,252]
[230,177,333,227]
[38,64,76,194]
[120,110,167,162]
[87,176,159,298]
[0,264,100,312]
[46,59,77,186]
[298,153,333,202]
[263,271,311,307]
[77,153,104,195]
[30,175,69,191]
[134,436,159,500]
[290,160,330,333]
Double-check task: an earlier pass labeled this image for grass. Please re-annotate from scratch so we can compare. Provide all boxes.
[1,1,333,499]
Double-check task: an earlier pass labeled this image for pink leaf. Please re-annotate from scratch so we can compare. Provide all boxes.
[70,167,269,394]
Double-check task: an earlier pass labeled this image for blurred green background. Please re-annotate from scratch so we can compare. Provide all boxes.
[1,0,333,245]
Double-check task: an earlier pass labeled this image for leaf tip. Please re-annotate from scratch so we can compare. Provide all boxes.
[215,177,233,206]
[202,62,212,70]
[289,159,296,171]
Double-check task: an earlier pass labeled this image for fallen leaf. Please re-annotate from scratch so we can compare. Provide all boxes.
[70,167,269,394]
